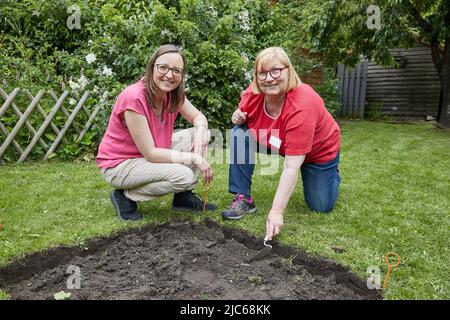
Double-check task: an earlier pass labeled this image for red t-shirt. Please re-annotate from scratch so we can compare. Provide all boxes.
[239,83,340,163]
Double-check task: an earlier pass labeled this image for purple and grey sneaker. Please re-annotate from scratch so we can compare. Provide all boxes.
[221,194,256,220]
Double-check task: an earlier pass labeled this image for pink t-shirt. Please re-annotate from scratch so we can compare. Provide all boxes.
[96,80,180,169]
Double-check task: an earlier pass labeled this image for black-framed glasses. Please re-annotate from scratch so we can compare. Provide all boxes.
[256,66,288,81]
[155,64,183,77]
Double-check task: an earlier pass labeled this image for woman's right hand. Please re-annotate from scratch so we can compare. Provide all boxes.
[194,155,213,184]
[231,108,248,125]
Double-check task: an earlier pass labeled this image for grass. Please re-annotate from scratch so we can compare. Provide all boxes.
[0,289,9,300]
[0,121,449,300]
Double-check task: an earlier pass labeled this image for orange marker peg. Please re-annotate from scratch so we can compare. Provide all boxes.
[203,181,211,213]
[383,252,401,290]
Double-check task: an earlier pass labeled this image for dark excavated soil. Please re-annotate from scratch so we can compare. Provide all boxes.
[0,218,380,300]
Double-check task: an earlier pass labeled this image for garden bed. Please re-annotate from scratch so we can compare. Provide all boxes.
[0,218,380,300]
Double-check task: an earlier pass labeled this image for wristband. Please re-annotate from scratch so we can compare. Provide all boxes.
[191,154,202,165]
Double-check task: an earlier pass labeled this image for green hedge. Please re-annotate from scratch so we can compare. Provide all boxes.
[0,0,339,161]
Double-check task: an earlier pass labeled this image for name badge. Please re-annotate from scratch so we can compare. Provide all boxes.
[269,135,282,149]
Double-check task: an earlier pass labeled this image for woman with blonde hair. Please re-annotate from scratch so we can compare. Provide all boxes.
[222,47,341,240]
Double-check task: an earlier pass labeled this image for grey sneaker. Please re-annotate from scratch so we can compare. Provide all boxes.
[221,194,256,220]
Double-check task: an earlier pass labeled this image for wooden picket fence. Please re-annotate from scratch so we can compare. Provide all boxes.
[337,60,369,118]
[0,87,102,163]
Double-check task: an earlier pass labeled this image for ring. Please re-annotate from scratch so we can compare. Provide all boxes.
[384,252,401,267]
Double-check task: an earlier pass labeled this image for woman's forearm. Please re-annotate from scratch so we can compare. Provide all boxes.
[270,155,305,214]
[143,147,200,165]
[271,167,300,214]
[193,113,208,128]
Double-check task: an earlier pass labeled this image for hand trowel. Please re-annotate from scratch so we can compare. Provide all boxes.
[247,237,272,262]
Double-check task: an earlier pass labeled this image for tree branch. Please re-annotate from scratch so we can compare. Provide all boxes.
[431,41,443,76]
[434,0,450,79]
[406,0,447,73]
[405,0,435,35]
[443,0,450,70]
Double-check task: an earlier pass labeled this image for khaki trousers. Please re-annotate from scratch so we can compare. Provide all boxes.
[101,128,198,201]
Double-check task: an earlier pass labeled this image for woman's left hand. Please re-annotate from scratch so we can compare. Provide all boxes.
[191,125,209,157]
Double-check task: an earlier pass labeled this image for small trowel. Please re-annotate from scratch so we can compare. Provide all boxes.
[247,237,272,262]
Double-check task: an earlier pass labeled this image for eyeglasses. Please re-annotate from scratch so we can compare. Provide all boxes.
[155,64,183,77]
[256,66,288,81]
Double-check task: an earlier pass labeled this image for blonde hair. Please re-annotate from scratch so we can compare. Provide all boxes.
[251,47,301,94]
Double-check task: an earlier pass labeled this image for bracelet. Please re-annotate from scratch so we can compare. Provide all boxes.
[190,154,201,165]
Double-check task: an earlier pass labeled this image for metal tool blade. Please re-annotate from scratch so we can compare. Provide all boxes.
[247,240,272,262]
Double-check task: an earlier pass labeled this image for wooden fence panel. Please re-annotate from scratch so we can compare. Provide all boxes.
[0,88,101,164]
[18,90,69,163]
[338,61,368,118]
[23,89,61,136]
[44,91,89,160]
[0,90,45,158]
[48,90,82,134]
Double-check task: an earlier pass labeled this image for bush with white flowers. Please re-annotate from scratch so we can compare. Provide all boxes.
[0,0,337,162]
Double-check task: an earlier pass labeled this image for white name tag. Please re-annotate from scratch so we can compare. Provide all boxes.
[269,135,282,149]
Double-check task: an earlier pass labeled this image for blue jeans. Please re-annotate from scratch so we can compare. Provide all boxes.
[228,124,341,213]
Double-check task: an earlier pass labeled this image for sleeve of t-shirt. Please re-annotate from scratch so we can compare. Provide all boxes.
[115,89,146,121]
[238,86,253,113]
[283,107,318,156]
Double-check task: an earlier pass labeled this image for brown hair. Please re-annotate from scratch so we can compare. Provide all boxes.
[251,47,301,94]
[143,44,186,112]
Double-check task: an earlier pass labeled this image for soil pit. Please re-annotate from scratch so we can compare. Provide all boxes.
[0,218,380,300]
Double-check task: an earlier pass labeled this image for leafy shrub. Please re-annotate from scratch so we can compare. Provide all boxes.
[366,101,391,122]
[314,68,341,117]
[0,0,341,162]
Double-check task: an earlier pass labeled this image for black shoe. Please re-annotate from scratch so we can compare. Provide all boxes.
[172,190,217,212]
[109,189,143,221]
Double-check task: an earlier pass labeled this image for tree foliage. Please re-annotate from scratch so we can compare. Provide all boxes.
[0,0,343,162]
[288,0,450,125]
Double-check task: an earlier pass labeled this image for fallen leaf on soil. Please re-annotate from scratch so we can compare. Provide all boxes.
[248,276,262,284]
[53,291,71,300]
[205,241,216,248]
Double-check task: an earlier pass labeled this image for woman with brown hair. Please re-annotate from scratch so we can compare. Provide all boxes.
[96,44,216,221]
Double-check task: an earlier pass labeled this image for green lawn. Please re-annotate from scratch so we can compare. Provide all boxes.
[0,121,449,300]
